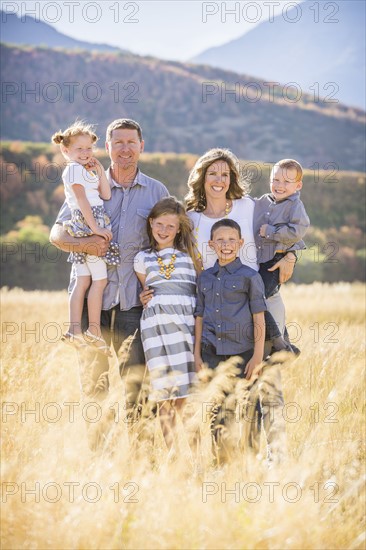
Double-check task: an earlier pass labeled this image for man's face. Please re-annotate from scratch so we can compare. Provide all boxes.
[106,128,144,174]
[209,226,244,266]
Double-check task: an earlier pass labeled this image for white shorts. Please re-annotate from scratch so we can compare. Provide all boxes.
[74,255,107,281]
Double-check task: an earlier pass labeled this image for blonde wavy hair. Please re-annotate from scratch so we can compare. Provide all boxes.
[185,148,250,212]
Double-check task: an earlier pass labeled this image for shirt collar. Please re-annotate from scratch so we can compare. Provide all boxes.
[106,167,147,189]
[212,257,242,274]
[269,190,301,203]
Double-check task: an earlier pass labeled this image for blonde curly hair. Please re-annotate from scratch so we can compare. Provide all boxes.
[51,120,98,148]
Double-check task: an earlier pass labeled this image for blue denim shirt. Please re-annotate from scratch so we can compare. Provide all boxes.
[56,167,169,311]
[195,258,267,354]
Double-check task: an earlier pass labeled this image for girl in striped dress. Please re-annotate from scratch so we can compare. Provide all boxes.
[134,197,201,449]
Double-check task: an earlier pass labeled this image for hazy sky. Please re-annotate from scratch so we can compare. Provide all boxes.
[3,0,302,60]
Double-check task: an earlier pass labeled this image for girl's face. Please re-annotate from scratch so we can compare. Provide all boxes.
[204,160,231,202]
[150,213,180,250]
[62,134,94,166]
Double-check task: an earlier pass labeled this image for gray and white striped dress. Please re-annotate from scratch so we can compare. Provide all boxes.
[134,248,196,402]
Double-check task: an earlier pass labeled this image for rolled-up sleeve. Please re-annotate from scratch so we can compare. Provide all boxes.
[55,201,71,224]
[248,274,267,314]
[195,277,205,318]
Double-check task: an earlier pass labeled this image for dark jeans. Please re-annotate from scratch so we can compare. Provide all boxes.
[259,252,286,299]
[200,342,285,463]
[264,310,282,341]
[81,302,148,410]
[201,342,253,377]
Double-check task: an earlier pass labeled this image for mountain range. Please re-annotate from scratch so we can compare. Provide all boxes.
[1,42,365,172]
[0,10,126,53]
[192,0,365,109]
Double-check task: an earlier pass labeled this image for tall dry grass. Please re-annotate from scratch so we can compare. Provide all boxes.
[1,284,365,550]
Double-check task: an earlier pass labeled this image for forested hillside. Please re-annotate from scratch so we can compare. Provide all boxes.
[1,142,365,289]
[1,44,365,171]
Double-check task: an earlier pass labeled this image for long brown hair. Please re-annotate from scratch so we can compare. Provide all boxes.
[185,148,250,212]
[147,197,201,272]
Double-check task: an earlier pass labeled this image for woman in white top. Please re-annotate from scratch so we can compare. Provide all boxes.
[185,148,296,335]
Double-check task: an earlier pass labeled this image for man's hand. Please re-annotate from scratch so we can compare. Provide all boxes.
[267,252,296,284]
[49,224,110,256]
[139,286,154,308]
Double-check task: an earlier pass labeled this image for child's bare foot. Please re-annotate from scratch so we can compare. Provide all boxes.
[84,329,112,357]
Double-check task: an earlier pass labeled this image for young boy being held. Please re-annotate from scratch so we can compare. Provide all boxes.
[255,159,310,298]
[194,219,267,381]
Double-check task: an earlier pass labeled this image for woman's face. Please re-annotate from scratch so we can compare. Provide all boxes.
[204,160,231,202]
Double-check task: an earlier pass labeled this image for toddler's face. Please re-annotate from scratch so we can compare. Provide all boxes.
[62,135,94,166]
[270,166,302,201]
[209,226,243,266]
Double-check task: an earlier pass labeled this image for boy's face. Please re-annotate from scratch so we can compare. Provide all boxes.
[209,226,244,266]
[270,165,302,201]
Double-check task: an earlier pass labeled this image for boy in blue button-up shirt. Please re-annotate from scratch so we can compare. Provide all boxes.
[194,219,267,381]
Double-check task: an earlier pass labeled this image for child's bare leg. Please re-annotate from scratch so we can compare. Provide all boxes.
[84,255,108,341]
[159,400,177,450]
[68,276,91,335]
[177,398,202,466]
[86,278,107,338]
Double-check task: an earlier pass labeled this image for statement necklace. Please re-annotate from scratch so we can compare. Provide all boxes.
[157,250,177,279]
[194,201,232,269]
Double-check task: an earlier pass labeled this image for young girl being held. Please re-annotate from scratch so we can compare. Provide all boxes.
[52,121,120,356]
[134,197,200,450]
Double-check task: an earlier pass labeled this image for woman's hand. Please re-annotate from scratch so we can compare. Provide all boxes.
[259,224,268,237]
[268,252,296,283]
[139,286,154,308]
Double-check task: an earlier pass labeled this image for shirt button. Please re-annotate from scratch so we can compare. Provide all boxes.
[217,277,220,281]
[217,324,221,328]
[218,337,221,341]
[233,285,236,288]
[216,309,219,312]
[267,212,270,215]
[216,293,219,296]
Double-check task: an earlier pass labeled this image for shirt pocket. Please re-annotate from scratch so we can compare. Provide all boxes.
[135,209,150,228]
[201,279,214,298]
[223,276,245,304]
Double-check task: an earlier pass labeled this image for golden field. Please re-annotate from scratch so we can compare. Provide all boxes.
[1,284,365,550]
